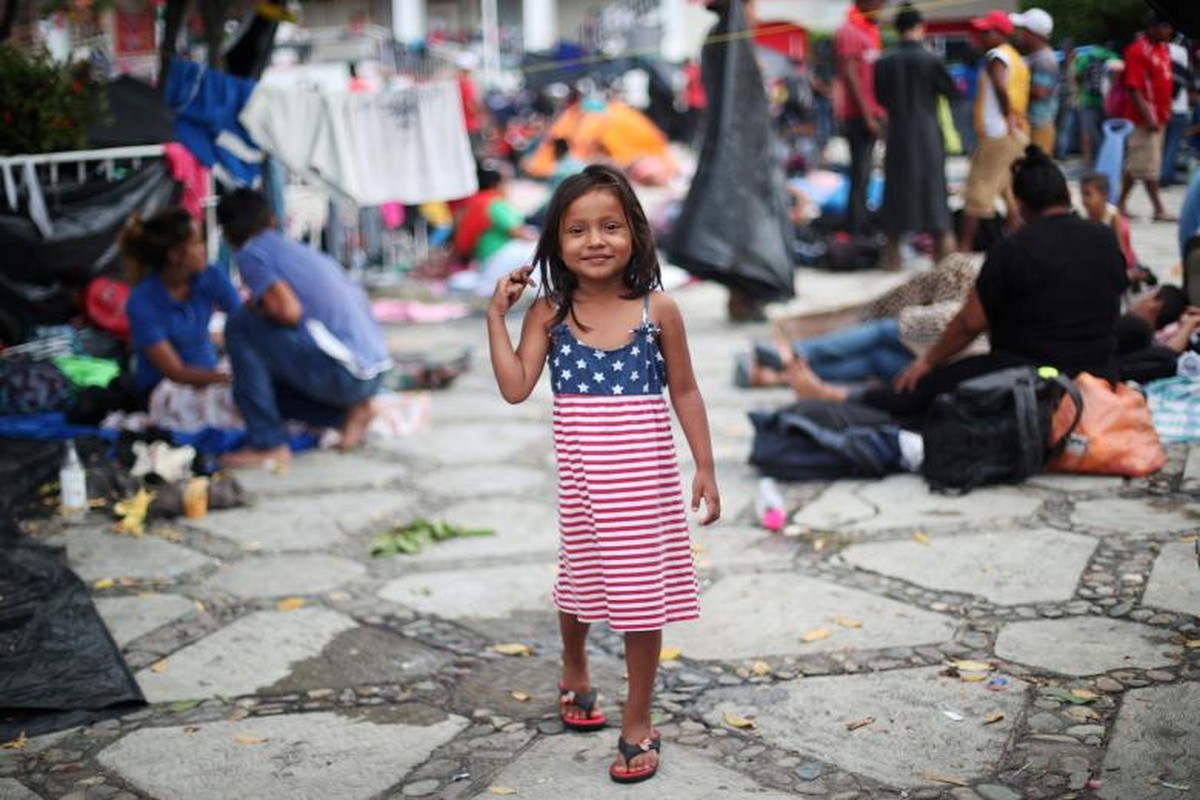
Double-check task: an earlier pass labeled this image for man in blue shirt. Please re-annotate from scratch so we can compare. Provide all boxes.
[216,189,392,468]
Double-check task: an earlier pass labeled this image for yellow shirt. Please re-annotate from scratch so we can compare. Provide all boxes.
[974,43,1030,139]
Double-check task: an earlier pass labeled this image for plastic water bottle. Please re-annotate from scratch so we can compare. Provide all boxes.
[755,477,786,532]
[59,439,87,521]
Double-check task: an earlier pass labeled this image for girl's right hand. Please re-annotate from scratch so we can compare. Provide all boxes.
[488,265,537,317]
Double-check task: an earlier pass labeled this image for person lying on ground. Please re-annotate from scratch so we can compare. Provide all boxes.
[785,146,1128,426]
[1116,285,1193,383]
[216,189,392,469]
[120,208,243,431]
[736,253,980,388]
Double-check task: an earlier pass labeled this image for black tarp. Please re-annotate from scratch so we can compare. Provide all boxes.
[665,0,794,302]
[0,513,145,739]
[87,76,174,148]
[0,161,177,343]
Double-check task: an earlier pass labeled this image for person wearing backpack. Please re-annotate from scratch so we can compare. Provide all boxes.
[1117,11,1176,222]
[785,146,1127,426]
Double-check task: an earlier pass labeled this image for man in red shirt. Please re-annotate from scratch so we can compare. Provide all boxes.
[1119,12,1176,222]
[834,0,885,237]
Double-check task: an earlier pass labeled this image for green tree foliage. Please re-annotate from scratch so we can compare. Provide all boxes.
[1024,0,1148,46]
[0,45,106,155]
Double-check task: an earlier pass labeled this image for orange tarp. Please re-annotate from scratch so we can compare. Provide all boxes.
[523,100,676,179]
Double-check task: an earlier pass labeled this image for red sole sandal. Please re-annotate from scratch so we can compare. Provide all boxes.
[609,733,661,784]
[558,685,607,731]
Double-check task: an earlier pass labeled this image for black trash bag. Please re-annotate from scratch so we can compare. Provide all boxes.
[0,439,62,519]
[0,518,145,739]
[665,0,795,302]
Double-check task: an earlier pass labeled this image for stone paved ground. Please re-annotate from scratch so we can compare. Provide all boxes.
[4,176,1200,800]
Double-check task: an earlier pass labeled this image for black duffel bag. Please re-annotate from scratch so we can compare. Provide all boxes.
[921,366,1082,493]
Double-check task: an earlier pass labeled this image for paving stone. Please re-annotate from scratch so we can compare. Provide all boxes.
[1181,445,1200,494]
[262,626,450,695]
[1142,541,1200,616]
[204,554,366,599]
[471,731,796,799]
[840,528,1097,605]
[666,573,957,660]
[793,475,1042,533]
[230,450,409,496]
[1098,683,1200,800]
[0,779,42,800]
[94,594,196,648]
[62,529,213,582]
[186,490,416,551]
[378,562,555,619]
[452,656,625,721]
[410,464,549,499]
[405,498,558,563]
[96,711,467,800]
[700,667,1026,788]
[995,618,1180,676]
[1071,499,1200,535]
[135,608,358,702]
[380,422,548,466]
[975,786,1020,800]
[1025,474,1128,493]
[690,523,796,571]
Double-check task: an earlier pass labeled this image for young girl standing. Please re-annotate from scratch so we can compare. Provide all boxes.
[488,164,720,784]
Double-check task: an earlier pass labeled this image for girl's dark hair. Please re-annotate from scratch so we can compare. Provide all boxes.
[118,207,194,284]
[533,164,661,328]
[1010,145,1071,213]
[1080,171,1110,195]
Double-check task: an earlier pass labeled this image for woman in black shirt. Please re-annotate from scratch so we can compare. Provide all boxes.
[788,145,1128,423]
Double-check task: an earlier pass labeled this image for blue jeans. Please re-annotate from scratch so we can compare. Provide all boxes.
[1161,111,1190,185]
[792,319,913,382]
[1078,106,1103,164]
[225,307,382,449]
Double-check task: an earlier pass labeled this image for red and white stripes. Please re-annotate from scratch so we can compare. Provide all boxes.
[551,394,700,632]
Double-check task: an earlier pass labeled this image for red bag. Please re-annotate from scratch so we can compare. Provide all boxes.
[1047,373,1165,476]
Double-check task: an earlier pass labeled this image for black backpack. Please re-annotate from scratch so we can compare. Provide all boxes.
[921,367,1082,493]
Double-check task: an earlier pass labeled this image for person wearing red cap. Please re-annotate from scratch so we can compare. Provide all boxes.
[833,0,886,237]
[1117,11,1176,222]
[959,10,1031,252]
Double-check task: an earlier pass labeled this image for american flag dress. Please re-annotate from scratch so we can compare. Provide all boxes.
[548,295,700,632]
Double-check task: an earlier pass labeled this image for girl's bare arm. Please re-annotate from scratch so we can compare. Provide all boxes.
[488,295,553,403]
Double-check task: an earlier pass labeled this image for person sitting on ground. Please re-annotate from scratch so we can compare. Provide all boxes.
[1079,172,1150,284]
[787,146,1128,425]
[216,189,392,468]
[449,163,538,297]
[120,208,243,430]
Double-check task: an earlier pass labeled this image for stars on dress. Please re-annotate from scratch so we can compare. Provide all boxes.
[549,319,665,397]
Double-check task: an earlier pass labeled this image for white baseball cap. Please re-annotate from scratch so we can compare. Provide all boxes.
[1010,8,1053,39]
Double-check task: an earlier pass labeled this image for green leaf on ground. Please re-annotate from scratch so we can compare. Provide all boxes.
[369,518,494,557]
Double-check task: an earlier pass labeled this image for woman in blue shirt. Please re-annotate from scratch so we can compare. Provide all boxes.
[120,208,242,430]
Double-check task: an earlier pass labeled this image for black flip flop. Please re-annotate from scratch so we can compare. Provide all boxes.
[559,686,606,731]
[609,733,661,784]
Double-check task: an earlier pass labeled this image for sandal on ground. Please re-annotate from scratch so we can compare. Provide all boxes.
[558,685,606,731]
[609,732,662,784]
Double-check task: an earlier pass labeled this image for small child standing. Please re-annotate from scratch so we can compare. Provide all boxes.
[1080,172,1143,280]
[487,164,721,784]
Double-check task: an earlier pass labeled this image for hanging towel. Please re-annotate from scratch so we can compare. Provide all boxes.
[165,57,263,188]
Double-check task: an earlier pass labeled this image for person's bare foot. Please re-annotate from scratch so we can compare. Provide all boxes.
[785,358,849,402]
[335,400,374,451]
[220,444,291,470]
[611,725,659,780]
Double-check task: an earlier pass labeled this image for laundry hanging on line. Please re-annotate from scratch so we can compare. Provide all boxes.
[239,79,478,207]
[165,57,263,188]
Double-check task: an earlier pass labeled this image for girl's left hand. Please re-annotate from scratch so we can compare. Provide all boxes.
[691,471,721,526]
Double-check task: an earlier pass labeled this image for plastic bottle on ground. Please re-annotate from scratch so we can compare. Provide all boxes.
[59,439,87,521]
[755,477,786,532]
